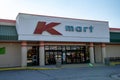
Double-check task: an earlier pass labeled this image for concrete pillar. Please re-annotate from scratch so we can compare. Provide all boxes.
[39,41,45,66]
[102,43,106,64]
[89,43,95,63]
[21,41,27,67]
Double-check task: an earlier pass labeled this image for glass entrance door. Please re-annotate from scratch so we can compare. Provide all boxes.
[27,46,39,66]
[45,45,90,65]
[45,50,62,65]
[66,46,89,64]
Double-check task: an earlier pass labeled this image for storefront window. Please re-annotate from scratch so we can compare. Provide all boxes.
[50,46,57,50]
[66,46,70,50]
[76,46,81,50]
[62,46,66,51]
[71,46,77,50]
[57,46,62,50]
[66,52,71,63]
[27,46,39,66]
[45,46,49,50]
[45,52,49,64]
[45,45,90,65]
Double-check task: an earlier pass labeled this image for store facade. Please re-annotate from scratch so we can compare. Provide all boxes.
[0,13,120,67]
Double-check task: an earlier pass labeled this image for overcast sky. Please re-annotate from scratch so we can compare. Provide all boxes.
[0,0,120,28]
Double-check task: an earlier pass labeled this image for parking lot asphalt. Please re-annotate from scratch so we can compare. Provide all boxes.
[0,65,120,80]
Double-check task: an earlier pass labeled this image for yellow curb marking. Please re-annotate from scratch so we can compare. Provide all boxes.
[0,67,58,71]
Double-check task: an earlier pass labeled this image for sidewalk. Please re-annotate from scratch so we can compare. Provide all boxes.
[26,63,105,69]
[62,63,105,68]
[0,63,105,71]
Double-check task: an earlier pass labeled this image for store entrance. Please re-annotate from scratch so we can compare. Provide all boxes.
[27,46,39,66]
[45,50,62,65]
[66,48,89,64]
[45,45,90,65]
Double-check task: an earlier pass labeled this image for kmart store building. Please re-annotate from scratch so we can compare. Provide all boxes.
[0,13,120,67]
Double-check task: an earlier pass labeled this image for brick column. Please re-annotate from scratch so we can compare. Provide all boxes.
[89,43,95,63]
[21,41,27,67]
[39,41,45,66]
[102,43,106,64]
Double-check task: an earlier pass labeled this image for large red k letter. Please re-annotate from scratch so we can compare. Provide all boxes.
[34,22,62,35]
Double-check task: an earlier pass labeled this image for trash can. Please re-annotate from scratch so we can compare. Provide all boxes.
[104,57,110,65]
[56,55,61,68]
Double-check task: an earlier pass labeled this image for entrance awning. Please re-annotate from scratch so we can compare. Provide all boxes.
[0,25,18,40]
[110,32,120,42]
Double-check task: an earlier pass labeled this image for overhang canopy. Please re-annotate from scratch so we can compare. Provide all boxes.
[110,32,120,42]
[0,25,18,40]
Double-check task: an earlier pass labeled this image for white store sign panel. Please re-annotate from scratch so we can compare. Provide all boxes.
[16,13,110,42]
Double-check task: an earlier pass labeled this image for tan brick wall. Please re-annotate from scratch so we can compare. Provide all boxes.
[106,45,120,57]
[0,43,21,67]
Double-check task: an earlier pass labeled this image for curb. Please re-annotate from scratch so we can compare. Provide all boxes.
[0,67,59,71]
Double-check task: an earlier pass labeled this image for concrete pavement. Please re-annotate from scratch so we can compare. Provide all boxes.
[0,65,120,80]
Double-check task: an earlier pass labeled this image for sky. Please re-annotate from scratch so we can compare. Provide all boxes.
[0,0,120,28]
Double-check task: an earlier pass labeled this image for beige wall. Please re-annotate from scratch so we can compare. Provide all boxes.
[0,43,21,67]
[106,45,120,57]
[0,42,120,67]
[94,44,102,63]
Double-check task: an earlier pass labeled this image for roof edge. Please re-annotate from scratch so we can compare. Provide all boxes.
[18,13,108,23]
[110,28,120,31]
[0,19,16,23]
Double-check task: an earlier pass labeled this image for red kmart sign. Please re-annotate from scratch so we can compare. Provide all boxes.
[16,13,109,42]
[34,22,62,35]
[34,22,94,35]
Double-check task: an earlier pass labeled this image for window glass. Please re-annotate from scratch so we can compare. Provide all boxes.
[50,46,57,50]
[71,46,77,50]
[57,46,62,50]
[66,46,70,50]
[45,46,49,50]
[62,46,66,51]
